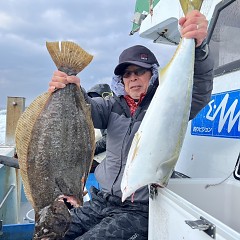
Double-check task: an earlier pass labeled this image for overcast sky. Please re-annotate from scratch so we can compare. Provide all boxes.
[0,0,176,109]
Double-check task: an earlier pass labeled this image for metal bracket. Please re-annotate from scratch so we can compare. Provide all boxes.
[185,216,216,239]
[149,184,159,200]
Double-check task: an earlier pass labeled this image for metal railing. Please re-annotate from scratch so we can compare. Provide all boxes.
[0,185,15,209]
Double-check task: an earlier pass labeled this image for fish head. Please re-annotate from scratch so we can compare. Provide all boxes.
[34,197,71,240]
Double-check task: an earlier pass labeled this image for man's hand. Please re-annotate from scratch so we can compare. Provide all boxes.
[179,10,208,47]
[48,70,81,93]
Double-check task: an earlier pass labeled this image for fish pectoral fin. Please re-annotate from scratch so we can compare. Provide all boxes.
[156,154,178,186]
[55,178,82,207]
[55,177,72,195]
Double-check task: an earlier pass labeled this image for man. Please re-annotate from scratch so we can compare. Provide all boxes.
[49,10,214,240]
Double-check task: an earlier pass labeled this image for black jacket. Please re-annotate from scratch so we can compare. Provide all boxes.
[84,45,214,202]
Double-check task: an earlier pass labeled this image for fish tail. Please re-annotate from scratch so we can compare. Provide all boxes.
[179,0,204,15]
[46,41,93,76]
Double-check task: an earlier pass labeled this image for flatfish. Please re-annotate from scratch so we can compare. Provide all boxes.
[15,41,95,239]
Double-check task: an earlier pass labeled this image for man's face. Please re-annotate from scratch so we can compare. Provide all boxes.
[122,65,152,100]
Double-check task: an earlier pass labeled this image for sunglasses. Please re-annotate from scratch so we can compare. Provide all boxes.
[122,67,149,78]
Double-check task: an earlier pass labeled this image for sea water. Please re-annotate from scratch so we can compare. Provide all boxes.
[0,109,6,144]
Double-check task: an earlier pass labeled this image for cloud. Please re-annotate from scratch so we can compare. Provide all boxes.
[0,12,14,29]
[0,0,174,109]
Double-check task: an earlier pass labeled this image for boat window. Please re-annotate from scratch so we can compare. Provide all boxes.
[209,0,240,71]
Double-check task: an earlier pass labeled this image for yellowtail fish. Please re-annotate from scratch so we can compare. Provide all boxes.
[121,0,203,202]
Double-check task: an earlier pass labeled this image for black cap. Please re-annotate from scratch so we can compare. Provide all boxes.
[114,45,159,75]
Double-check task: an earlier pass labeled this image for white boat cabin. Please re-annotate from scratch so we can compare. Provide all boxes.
[132,0,240,239]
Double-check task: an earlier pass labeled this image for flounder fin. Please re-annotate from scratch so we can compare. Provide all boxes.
[15,92,51,207]
[46,41,93,76]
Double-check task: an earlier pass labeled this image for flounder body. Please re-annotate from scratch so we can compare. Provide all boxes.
[15,41,95,239]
